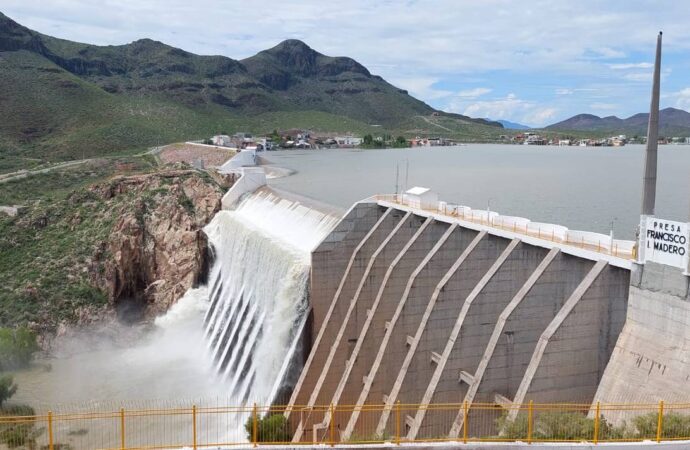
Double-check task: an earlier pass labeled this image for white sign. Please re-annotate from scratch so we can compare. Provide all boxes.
[644,218,689,269]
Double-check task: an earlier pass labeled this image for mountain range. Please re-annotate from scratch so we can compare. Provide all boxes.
[545,108,690,136]
[0,11,501,169]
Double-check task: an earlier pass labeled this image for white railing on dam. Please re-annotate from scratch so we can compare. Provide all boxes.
[373,194,636,261]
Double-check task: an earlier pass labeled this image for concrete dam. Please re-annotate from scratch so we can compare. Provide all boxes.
[283,194,633,441]
[217,163,689,444]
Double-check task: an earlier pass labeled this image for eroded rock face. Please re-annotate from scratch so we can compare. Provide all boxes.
[90,169,223,321]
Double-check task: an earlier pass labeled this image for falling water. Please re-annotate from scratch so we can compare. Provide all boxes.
[203,189,339,405]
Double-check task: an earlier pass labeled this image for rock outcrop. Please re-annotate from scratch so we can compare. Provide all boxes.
[90,169,224,321]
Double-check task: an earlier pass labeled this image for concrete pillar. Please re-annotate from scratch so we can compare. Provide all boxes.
[342,224,464,439]
[405,239,520,439]
[506,260,608,421]
[448,247,561,438]
[287,207,394,419]
[292,211,413,441]
[317,217,434,432]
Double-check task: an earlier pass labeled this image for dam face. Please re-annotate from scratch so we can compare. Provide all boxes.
[288,198,631,441]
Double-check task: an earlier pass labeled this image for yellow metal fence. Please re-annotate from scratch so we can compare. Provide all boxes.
[2,401,690,449]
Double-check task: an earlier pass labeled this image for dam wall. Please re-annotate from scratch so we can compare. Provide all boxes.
[593,262,690,423]
[287,197,632,442]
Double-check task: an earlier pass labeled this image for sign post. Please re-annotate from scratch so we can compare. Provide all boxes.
[642,217,689,270]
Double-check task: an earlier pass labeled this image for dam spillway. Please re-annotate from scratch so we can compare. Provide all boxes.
[203,187,338,405]
[286,194,633,441]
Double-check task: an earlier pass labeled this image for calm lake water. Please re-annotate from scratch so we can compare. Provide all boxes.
[266,144,690,239]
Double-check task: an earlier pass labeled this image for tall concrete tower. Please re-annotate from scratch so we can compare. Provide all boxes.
[641,31,663,216]
[637,32,662,263]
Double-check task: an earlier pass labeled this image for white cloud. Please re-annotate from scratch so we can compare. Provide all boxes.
[387,77,452,100]
[591,47,626,58]
[524,108,558,125]
[674,88,690,110]
[609,62,653,70]
[556,88,574,95]
[451,93,556,127]
[456,88,492,98]
[623,72,653,82]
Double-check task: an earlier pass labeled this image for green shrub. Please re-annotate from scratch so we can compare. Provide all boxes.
[0,403,37,448]
[497,411,625,441]
[0,327,39,370]
[244,413,291,443]
[632,412,690,439]
[0,376,18,408]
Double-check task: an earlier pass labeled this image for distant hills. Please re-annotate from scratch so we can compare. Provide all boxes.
[494,119,531,130]
[0,11,501,169]
[545,107,690,136]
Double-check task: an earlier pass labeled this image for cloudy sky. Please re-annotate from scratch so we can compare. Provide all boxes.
[3,0,690,126]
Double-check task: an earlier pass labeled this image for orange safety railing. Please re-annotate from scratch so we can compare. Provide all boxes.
[2,401,690,449]
[373,194,637,261]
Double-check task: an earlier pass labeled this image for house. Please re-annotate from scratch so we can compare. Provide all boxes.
[212,135,232,146]
[335,136,362,147]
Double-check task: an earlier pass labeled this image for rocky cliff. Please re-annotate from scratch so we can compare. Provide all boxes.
[0,164,228,343]
[89,169,224,321]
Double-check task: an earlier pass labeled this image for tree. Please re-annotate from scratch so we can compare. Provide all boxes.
[0,327,39,371]
[362,134,374,146]
[0,375,17,408]
[394,136,409,148]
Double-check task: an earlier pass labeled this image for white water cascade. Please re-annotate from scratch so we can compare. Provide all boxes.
[203,189,338,405]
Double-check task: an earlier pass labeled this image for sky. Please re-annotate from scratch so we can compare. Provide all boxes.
[3,0,690,127]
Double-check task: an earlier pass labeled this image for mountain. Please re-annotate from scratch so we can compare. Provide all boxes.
[494,119,530,130]
[546,108,690,136]
[0,12,501,169]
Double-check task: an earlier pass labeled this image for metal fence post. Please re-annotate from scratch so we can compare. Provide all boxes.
[329,404,335,447]
[593,401,600,444]
[120,408,125,450]
[527,400,533,444]
[48,411,54,450]
[463,400,468,444]
[657,400,664,443]
[192,405,198,450]
[395,401,401,445]
[252,403,258,448]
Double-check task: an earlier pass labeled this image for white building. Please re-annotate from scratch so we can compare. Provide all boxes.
[404,186,438,210]
[212,135,232,146]
[335,136,363,146]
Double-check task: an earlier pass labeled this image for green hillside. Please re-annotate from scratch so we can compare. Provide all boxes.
[0,11,504,172]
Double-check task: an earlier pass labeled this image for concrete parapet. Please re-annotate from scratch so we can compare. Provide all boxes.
[221,167,266,209]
